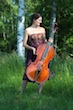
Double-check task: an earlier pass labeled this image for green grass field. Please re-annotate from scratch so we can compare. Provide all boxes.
[0,52,73,110]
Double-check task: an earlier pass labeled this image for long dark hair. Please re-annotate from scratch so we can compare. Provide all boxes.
[31,13,42,25]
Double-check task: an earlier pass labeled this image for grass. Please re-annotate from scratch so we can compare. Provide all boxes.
[0,52,73,110]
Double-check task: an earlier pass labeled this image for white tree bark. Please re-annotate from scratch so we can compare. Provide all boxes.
[17,0,25,59]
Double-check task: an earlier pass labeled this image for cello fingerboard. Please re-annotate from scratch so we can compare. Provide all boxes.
[41,42,51,60]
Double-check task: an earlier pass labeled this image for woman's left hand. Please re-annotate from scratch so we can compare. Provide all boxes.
[48,38,53,43]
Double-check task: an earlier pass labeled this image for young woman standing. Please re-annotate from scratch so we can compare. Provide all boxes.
[21,13,53,95]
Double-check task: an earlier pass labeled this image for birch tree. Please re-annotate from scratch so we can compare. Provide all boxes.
[17,0,25,59]
[49,0,56,42]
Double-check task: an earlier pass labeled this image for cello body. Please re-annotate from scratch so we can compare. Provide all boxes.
[26,43,55,83]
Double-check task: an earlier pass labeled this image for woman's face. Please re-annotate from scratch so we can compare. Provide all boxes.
[34,17,42,26]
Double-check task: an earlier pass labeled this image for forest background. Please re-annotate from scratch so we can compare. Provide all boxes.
[0,0,73,110]
[0,0,73,56]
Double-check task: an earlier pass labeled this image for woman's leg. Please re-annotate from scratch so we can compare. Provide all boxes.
[38,83,44,95]
[20,80,28,94]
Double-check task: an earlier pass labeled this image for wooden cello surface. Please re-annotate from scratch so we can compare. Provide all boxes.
[26,43,55,83]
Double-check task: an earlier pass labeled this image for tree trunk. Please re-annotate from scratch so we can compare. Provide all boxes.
[48,0,57,67]
[17,0,25,60]
[49,0,56,41]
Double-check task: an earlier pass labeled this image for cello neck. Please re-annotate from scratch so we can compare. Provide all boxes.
[41,42,52,60]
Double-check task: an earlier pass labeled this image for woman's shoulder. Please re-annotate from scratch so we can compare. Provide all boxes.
[25,27,31,31]
[25,26,45,35]
[39,27,46,33]
[40,27,45,30]
[25,27,32,34]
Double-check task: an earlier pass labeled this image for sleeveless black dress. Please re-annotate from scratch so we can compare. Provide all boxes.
[23,33,46,81]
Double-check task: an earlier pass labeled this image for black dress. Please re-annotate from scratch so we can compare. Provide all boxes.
[23,33,46,81]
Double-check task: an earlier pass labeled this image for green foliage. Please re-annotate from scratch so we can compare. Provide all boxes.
[0,0,73,56]
[56,0,73,55]
[0,52,73,110]
[0,0,18,52]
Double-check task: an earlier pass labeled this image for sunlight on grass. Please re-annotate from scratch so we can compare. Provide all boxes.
[0,52,73,110]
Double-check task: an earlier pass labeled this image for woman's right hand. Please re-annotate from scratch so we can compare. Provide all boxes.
[32,47,36,55]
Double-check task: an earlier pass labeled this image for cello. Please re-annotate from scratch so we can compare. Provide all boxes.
[26,42,55,83]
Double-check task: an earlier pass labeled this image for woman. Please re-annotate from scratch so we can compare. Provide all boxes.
[21,13,53,95]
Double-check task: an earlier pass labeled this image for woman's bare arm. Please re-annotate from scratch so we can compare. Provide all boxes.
[23,29,36,54]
